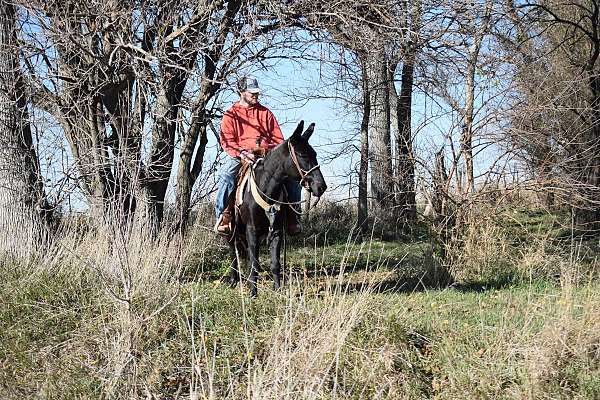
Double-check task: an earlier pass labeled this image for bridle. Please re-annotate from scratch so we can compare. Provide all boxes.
[288,141,321,191]
[246,141,322,215]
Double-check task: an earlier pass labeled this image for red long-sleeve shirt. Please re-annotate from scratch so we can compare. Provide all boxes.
[220,102,284,158]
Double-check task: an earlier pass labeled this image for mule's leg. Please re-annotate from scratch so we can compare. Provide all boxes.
[228,239,241,287]
[268,229,283,290]
[246,228,260,297]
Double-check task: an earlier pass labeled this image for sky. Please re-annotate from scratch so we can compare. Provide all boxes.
[32,36,513,213]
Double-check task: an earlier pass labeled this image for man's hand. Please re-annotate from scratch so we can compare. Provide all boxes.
[240,150,256,164]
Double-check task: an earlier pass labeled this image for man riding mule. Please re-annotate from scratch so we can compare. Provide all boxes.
[214,76,302,235]
[229,120,327,297]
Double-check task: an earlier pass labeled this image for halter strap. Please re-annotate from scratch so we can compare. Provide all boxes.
[288,141,321,189]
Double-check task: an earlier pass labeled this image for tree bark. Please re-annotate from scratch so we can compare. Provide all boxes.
[303,188,312,221]
[394,54,417,222]
[574,74,600,229]
[460,0,491,196]
[173,0,241,233]
[566,1,600,230]
[461,56,477,196]
[174,116,208,233]
[46,5,125,225]
[433,149,448,218]
[366,51,394,210]
[357,59,370,231]
[0,3,51,255]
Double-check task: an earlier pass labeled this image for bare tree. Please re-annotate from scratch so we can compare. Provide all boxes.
[0,1,51,255]
[366,47,395,209]
[17,0,286,232]
[358,58,370,231]
[293,0,420,226]
[420,0,494,200]
[391,0,422,223]
[506,0,600,229]
[461,0,493,195]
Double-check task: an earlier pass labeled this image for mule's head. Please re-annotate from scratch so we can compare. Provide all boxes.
[287,121,327,197]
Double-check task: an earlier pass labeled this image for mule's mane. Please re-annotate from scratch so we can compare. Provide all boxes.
[253,141,284,175]
[262,141,287,164]
[254,138,317,184]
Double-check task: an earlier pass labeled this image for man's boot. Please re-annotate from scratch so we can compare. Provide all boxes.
[286,206,302,236]
[215,193,236,235]
[215,209,232,235]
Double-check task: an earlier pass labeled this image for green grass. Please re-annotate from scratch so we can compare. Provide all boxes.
[496,207,567,241]
[1,206,600,398]
[0,262,103,398]
[2,260,599,398]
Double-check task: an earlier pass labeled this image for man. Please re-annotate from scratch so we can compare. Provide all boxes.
[214,76,301,235]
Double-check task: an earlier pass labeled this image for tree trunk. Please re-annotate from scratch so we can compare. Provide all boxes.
[174,115,208,234]
[47,7,125,226]
[433,149,448,218]
[357,59,370,232]
[169,0,242,233]
[574,74,600,230]
[394,54,417,222]
[141,82,178,231]
[303,188,312,220]
[366,51,394,210]
[0,3,51,255]
[102,78,143,226]
[59,97,115,223]
[462,48,477,196]
[461,0,491,197]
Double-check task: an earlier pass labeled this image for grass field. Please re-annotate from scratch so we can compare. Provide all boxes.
[1,205,599,399]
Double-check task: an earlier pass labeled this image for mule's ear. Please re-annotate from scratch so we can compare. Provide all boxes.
[302,123,315,141]
[290,120,304,141]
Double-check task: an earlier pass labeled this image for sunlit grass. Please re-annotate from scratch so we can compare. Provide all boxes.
[1,205,599,398]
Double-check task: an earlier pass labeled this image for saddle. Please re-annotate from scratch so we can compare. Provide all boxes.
[235,147,267,209]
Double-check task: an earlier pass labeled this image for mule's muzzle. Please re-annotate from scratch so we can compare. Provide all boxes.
[309,181,327,198]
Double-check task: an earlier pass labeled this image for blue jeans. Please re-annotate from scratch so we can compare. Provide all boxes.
[215,155,302,218]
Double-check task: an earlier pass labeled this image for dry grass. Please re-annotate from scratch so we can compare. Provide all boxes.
[246,289,372,399]
[523,274,600,399]
[1,205,600,399]
[447,213,512,280]
[0,214,186,398]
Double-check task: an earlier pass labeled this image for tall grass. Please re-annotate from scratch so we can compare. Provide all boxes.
[1,209,385,398]
[246,287,372,399]
[2,203,600,399]
[1,214,185,397]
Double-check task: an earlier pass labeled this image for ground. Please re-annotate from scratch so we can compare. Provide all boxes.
[1,206,599,398]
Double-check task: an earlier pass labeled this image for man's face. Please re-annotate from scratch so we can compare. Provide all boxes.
[241,90,259,106]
